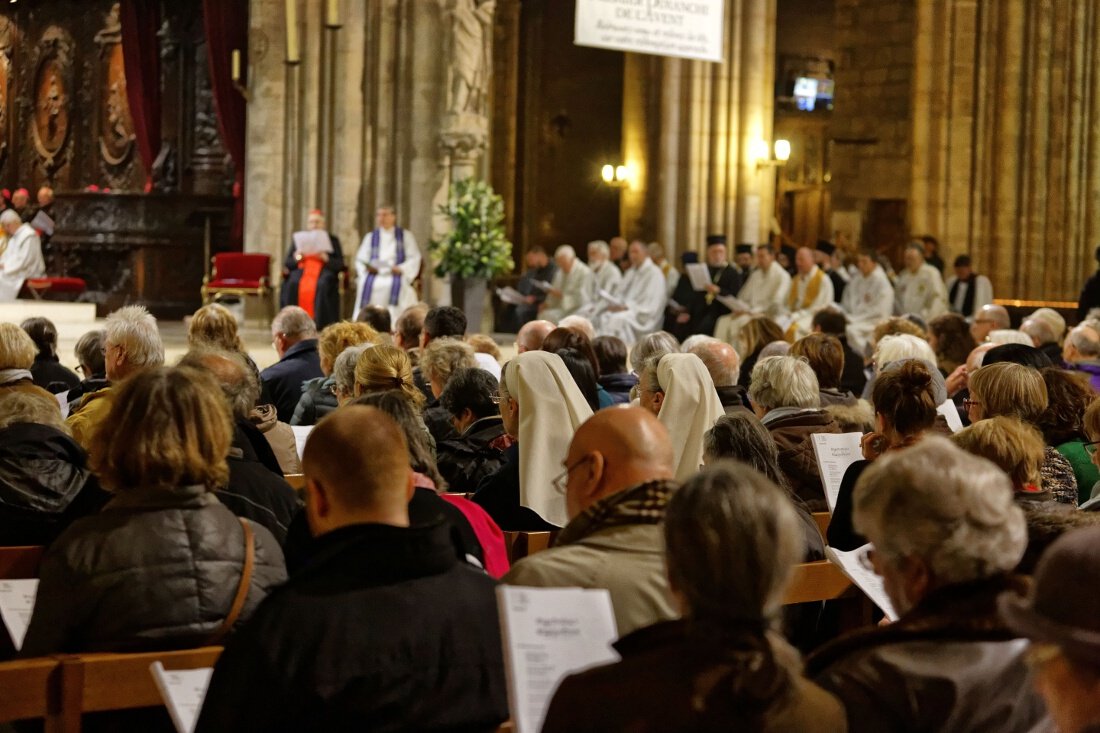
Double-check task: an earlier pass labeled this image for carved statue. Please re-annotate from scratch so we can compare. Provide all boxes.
[449,0,495,115]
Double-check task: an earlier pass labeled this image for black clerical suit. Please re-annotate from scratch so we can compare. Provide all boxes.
[665,264,743,340]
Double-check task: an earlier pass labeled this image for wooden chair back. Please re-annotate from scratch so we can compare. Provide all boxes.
[783,561,855,605]
[283,473,307,491]
[812,512,830,540]
[64,646,223,717]
[0,545,44,579]
[0,657,61,729]
[503,531,556,563]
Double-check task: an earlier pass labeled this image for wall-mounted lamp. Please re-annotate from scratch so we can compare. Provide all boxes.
[755,139,791,169]
[601,163,632,188]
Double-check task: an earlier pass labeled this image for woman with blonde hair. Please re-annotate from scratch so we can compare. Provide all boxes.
[0,322,54,402]
[188,303,245,352]
[472,351,593,530]
[20,366,286,656]
[291,321,380,425]
[353,344,424,406]
[968,361,1078,505]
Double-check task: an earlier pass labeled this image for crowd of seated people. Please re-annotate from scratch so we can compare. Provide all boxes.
[8,287,1100,733]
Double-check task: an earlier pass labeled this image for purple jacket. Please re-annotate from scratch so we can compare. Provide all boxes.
[1068,361,1100,392]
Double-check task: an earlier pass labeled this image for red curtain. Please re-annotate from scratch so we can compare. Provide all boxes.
[202,0,248,249]
[119,0,161,193]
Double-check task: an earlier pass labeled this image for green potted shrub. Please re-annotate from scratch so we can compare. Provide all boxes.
[430,178,514,329]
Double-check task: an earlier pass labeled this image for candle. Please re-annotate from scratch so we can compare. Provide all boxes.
[231,49,241,81]
[325,0,340,28]
[285,0,300,63]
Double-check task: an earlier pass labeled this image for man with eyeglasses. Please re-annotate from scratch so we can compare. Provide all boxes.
[502,406,678,636]
[970,303,1011,344]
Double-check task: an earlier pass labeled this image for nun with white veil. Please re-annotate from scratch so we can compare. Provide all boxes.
[472,350,594,530]
[638,353,724,482]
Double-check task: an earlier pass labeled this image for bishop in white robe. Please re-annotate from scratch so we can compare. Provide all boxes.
[541,246,595,323]
[353,206,422,322]
[595,243,667,346]
[842,254,896,355]
[0,214,45,301]
[713,246,791,350]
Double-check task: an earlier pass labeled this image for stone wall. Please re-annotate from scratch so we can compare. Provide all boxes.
[828,0,915,212]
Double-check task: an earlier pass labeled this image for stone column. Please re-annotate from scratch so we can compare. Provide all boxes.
[909,0,1100,301]
[641,0,777,258]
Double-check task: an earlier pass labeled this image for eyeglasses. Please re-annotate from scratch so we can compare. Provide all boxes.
[551,454,593,494]
[963,399,981,410]
[1085,440,1100,456]
[491,394,502,405]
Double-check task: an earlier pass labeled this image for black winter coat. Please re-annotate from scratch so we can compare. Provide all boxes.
[0,422,109,547]
[19,486,286,657]
[30,353,80,394]
[437,416,511,494]
[195,520,509,733]
[260,339,323,423]
[221,427,301,544]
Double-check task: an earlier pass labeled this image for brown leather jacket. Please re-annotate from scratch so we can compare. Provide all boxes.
[807,575,1052,733]
[764,408,841,511]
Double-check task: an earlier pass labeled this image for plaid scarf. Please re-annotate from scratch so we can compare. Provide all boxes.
[556,478,678,546]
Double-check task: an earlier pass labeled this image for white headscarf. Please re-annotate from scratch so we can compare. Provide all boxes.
[504,351,594,527]
[656,353,724,482]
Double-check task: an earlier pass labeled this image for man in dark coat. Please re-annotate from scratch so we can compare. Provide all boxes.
[506,246,558,331]
[436,368,513,494]
[260,306,323,422]
[279,210,345,330]
[196,406,509,732]
[665,235,743,340]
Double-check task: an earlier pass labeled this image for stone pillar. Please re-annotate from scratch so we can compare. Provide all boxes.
[642,0,777,258]
[909,0,1100,301]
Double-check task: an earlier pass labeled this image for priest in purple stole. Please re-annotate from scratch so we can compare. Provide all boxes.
[353,205,422,322]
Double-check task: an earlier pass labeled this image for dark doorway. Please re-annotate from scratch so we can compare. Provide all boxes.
[502,0,624,260]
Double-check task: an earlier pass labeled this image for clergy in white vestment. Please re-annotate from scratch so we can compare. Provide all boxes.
[595,241,667,346]
[588,240,622,294]
[540,245,594,323]
[945,254,994,320]
[0,209,45,301]
[353,205,422,322]
[895,242,948,322]
[842,250,896,355]
[713,244,791,349]
[574,240,622,320]
[783,247,835,340]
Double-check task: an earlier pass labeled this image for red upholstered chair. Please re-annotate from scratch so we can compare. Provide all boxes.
[201,253,273,321]
[23,277,86,301]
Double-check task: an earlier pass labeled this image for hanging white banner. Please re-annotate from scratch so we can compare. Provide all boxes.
[574,0,726,63]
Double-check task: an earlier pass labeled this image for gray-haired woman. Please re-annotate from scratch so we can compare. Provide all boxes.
[807,436,1050,732]
[541,461,847,733]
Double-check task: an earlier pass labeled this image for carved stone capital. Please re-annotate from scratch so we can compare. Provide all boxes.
[439,111,488,162]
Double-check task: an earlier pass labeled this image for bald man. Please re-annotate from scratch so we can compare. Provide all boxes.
[687,338,750,414]
[503,406,678,635]
[196,406,509,732]
[970,303,1011,344]
[515,318,555,353]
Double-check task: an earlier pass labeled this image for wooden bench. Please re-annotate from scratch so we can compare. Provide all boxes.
[0,646,518,732]
[0,646,223,732]
[812,512,830,540]
[783,561,855,605]
[503,531,557,563]
[0,545,44,579]
[0,656,60,729]
[283,473,306,492]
